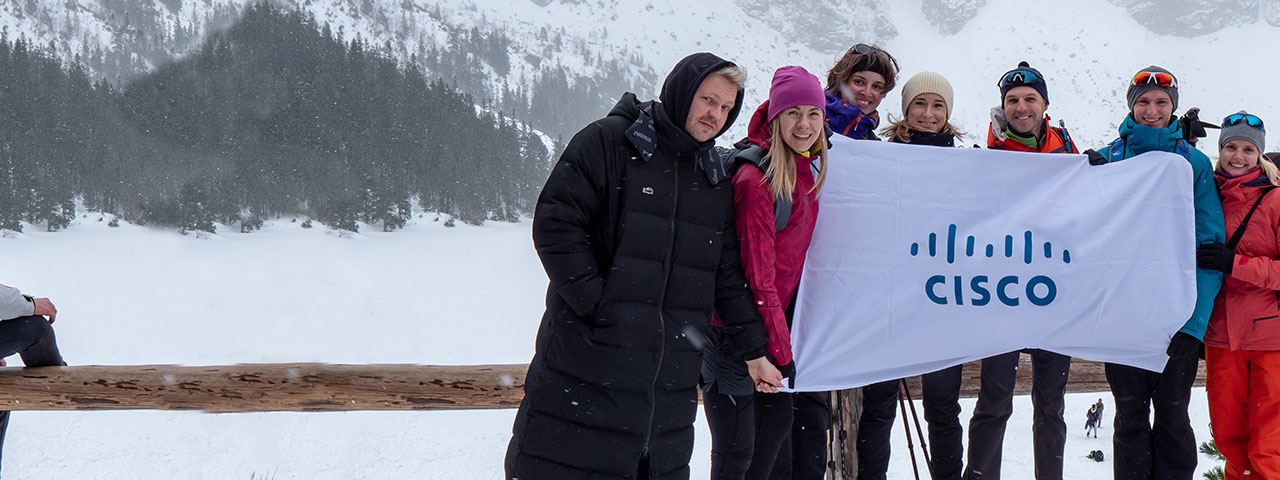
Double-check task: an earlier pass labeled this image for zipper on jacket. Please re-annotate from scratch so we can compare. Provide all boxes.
[642,157,680,458]
[1253,315,1279,331]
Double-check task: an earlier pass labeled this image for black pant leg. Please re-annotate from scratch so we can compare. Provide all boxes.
[704,387,757,480]
[0,316,63,367]
[922,365,964,480]
[768,426,793,480]
[745,392,794,480]
[786,391,830,480]
[1030,350,1069,480]
[857,379,900,480]
[1105,362,1157,480]
[0,315,62,477]
[964,351,1018,480]
[1151,353,1199,480]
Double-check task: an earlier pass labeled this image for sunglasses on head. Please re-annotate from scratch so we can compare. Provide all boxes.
[997,69,1040,89]
[850,44,897,68]
[1131,71,1176,88]
[852,43,887,57]
[1224,113,1265,131]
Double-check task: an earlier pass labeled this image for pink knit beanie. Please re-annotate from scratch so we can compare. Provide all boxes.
[767,66,826,122]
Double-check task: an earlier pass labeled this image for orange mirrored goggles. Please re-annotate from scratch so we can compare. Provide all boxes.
[1132,71,1176,88]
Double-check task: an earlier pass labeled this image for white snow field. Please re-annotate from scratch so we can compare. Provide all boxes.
[0,217,1220,479]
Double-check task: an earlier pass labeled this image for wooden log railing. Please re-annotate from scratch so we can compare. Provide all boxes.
[0,363,527,412]
[0,357,1205,412]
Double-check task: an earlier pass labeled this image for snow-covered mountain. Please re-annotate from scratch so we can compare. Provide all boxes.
[3,0,1279,149]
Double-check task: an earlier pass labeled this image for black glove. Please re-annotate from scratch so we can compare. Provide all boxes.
[1167,332,1202,359]
[1197,242,1235,274]
[779,362,796,389]
[1083,149,1108,166]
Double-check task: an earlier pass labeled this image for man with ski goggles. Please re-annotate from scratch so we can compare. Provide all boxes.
[1086,65,1226,480]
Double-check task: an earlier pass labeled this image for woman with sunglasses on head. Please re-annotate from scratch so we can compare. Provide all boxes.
[824,43,899,141]
[1087,66,1226,480]
[701,66,828,480]
[1197,112,1280,480]
[855,71,967,480]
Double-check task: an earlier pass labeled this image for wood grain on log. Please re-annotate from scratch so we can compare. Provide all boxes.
[0,357,1205,412]
[0,364,527,413]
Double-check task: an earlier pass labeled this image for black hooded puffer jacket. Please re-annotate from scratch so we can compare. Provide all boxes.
[505,53,768,480]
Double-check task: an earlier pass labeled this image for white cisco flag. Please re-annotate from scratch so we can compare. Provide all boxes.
[790,138,1196,391]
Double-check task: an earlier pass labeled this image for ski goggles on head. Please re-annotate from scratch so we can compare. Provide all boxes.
[1224,112,1265,131]
[997,68,1040,89]
[1131,71,1177,88]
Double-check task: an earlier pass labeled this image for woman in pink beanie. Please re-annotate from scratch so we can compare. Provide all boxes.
[700,65,829,480]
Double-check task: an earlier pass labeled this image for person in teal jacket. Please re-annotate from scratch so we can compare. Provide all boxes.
[1085,65,1224,480]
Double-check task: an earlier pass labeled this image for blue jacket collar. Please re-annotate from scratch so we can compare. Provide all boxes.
[1116,114,1183,156]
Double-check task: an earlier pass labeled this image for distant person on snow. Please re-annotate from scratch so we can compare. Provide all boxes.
[1200,112,1280,479]
[0,283,66,475]
[1085,405,1099,438]
[859,71,967,480]
[1088,65,1225,480]
[700,65,829,480]
[505,52,775,479]
[964,61,1078,480]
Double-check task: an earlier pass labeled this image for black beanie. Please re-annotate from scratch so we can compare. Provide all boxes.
[658,52,745,140]
[998,61,1049,105]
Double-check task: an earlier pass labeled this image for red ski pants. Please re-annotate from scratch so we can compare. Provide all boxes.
[1207,346,1280,480]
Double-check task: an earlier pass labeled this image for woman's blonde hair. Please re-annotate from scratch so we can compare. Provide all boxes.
[762,118,829,200]
[879,118,965,143]
[1260,154,1280,186]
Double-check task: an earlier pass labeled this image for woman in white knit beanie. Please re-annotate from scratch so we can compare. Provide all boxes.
[880,71,965,145]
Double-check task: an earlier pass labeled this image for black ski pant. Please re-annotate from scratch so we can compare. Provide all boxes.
[703,385,793,480]
[857,365,964,480]
[0,315,65,476]
[768,391,830,480]
[922,365,965,480]
[963,350,1069,480]
[1104,353,1199,480]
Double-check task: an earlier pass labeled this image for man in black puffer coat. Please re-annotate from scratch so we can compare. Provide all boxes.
[505,52,772,480]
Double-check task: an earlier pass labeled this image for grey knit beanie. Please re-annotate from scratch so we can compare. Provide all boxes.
[901,71,954,120]
[1219,110,1266,152]
[1126,65,1179,112]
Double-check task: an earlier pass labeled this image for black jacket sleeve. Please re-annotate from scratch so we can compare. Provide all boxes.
[712,206,769,360]
[531,124,609,318]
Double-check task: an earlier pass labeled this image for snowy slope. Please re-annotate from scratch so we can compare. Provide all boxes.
[0,218,1224,478]
[413,0,1280,150]
[4,0,1278,151]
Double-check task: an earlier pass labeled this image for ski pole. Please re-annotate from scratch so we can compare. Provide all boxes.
[901,378,933,475]
[898,382,922,480]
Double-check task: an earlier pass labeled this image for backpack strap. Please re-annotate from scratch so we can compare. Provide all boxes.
[1174,139,1190,158]
[1108,138,1126,160]
[1049,123,1074,153]
[1228,187,1275,250]
[725,145,791,233]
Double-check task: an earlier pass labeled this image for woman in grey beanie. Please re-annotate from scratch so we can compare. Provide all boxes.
[1199,110,1280,479]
